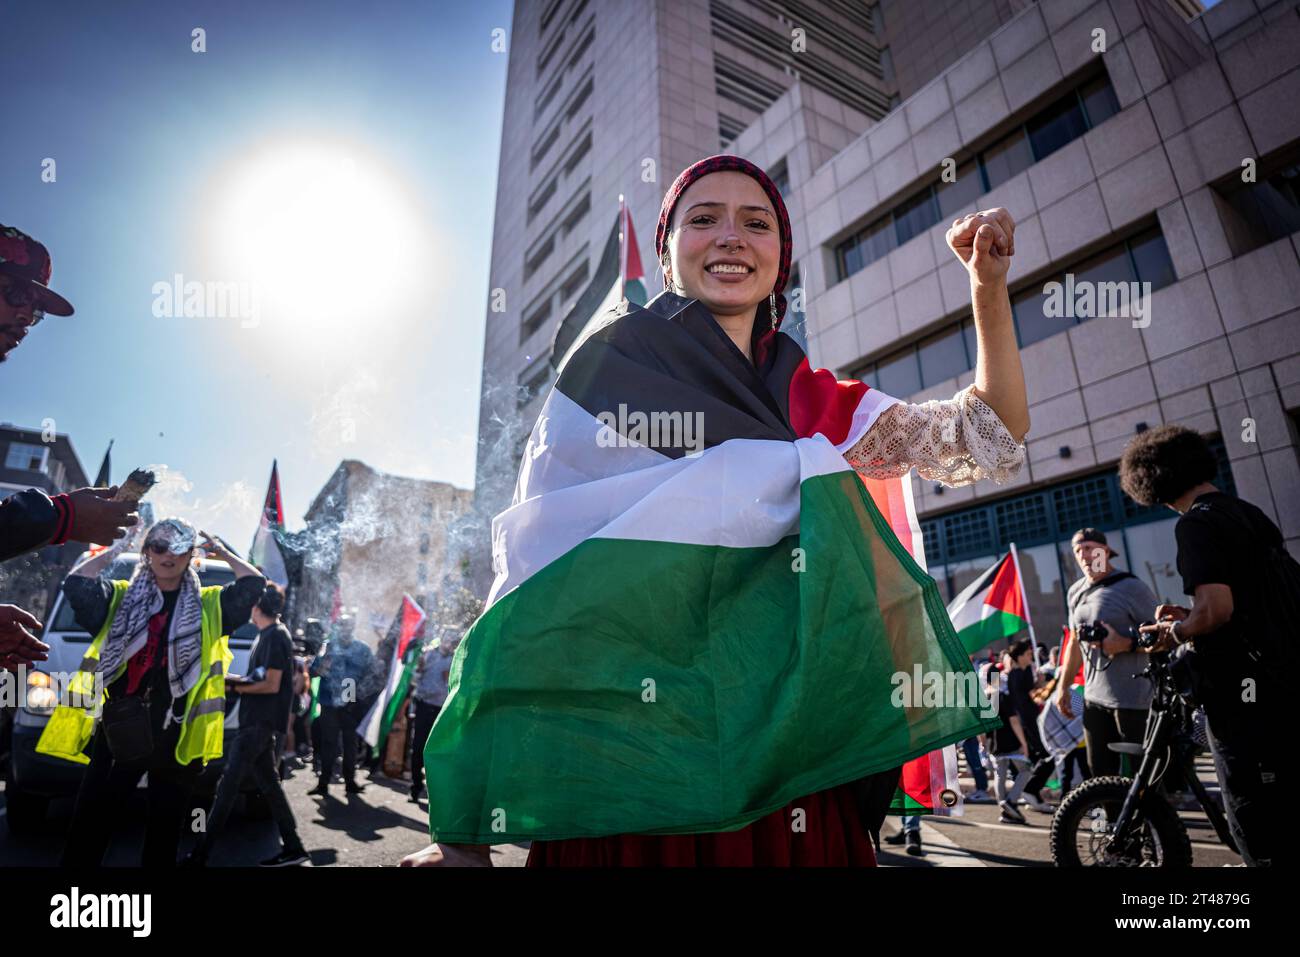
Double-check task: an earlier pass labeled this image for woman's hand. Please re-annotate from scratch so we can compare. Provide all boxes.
[201,529,263,580]
[947,208,1015,287]
[199,530,232,561]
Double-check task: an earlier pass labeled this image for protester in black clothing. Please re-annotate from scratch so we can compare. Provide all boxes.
[1121,425,1291,866]
[185,584,307,867]
[307,616,372,795]
[57,519,264,867]
[999,639,1054,820]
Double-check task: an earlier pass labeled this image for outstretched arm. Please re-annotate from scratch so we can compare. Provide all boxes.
[948,208,1029,443]
[843,208,1029,487]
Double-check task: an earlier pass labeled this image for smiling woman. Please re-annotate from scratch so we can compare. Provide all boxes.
[204,139,430,336]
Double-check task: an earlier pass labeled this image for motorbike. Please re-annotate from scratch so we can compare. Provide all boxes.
[1049,629,1238,867]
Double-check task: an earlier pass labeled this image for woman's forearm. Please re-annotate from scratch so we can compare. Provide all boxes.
[969,279,1030,443]
[220,548,262,580]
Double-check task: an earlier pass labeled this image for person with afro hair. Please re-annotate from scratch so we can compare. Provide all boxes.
[1119,424,1290,865]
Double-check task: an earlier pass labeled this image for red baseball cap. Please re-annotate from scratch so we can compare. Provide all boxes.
[0,224,75,316]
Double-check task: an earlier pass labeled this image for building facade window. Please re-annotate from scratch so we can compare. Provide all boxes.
[836,71,1121,282]
[5,443,48,473]
[981,128,1034,191]
[916,325,968,386]
[768,158,790,197]
[521,300,553,344]
[875,347,922,397]
[560,260,589,302]
[850,227,1177,392]
[1218,155,1300,256]
[935,159,982,219]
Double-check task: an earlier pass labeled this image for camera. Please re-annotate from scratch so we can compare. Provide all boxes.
[1078,621,1142,644]
[1077,622,1110,643]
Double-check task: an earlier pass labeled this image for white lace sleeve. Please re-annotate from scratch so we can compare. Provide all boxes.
[843,385,1026,487]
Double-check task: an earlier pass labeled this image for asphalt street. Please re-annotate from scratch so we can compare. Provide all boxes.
[0,758,529,868]
[0,753,1238,867]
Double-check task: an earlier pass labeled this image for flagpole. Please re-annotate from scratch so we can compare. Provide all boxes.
[618,193,627,299]
[1008,541,1040,676]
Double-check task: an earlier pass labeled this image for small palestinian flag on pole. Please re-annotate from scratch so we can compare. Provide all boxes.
[620,194,646,306]
[945,551,1031,656]
[250,461,288,587]
[552,196,647,373]
[425,290,997,844]
[360,595,427,757]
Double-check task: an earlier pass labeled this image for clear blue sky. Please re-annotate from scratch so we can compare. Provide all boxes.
[1,0,511,547]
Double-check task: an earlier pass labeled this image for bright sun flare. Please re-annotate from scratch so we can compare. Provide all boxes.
[209,141,426,329]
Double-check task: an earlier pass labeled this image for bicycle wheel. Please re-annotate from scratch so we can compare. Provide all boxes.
[1050,775,1192,867]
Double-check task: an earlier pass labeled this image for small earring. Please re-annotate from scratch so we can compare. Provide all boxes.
[769,292,778,330]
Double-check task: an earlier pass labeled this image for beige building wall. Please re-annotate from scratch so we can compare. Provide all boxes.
[792,0,1300,544]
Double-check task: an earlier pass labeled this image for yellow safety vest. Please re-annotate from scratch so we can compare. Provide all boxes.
[36,579,233,766]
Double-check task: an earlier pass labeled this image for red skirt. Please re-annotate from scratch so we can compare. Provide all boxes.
[525,782,878,867]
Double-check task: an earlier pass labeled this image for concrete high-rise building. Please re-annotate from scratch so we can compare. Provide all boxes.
[475,0,1300,646]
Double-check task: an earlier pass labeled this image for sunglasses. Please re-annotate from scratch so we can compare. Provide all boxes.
[0,281,45,324]
[145,541,192,556]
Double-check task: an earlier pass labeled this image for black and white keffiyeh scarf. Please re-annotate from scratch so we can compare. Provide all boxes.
[97,562,205,705]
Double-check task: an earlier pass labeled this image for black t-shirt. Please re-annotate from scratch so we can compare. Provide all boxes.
[990,685,1020,755]
[1006,666,1045,756]
[1175,490,1282,687]
[239,622,295,730]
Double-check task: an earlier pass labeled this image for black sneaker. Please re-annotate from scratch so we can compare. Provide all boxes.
[999,800,1026,824]
[344,781,366,794]
[905,830,923,856]
[408,787,423,803]
[260,848,309,867]
[884,829,908,846]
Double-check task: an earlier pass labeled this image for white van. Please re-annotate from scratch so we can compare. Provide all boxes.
[4,552,261,834]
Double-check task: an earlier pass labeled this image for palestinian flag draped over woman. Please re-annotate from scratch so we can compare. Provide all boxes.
[414,155,1029,867]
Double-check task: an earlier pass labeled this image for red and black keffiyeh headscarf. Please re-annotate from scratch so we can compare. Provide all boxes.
[655,154,794,342]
